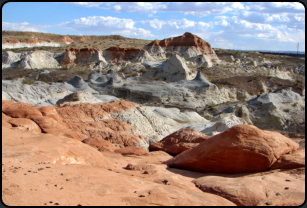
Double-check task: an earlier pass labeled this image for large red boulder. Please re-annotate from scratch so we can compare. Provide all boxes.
[3,105,42,118]
[166,124,299,174]
[149,128,209,155]
[270,147,305,170]
[38,106,63,122]
[30,115,68,134]
[7,118,41,133]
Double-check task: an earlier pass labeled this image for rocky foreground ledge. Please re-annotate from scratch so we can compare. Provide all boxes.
[2,100,305,206]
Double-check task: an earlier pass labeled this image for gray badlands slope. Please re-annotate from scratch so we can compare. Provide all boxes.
[2,32,305,206]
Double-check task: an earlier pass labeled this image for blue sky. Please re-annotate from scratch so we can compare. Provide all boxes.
[2,2,305,51]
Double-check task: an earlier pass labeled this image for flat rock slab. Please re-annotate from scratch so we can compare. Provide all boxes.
[192,168,305,206]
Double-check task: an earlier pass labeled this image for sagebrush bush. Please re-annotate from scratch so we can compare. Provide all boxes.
[73,97,80,101]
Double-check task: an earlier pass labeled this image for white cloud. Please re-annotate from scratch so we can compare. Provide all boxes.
[141,18,212,34]
[2,22,48,32]
[61,2,245,16]
[58,16,155,38]
[232,2,245,9]
[214,16,228,20]
[247,2,305,14]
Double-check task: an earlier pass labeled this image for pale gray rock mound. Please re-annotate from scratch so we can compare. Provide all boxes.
[56,91,113,106]
[110,106,171,149]
[226,55,235,63]
[2,51,22,69]
[132,50,156,63]
[95,76,108,82]
[142,54,194,82]
[248,88,305,134]
[184,115,248,136]
[144,106,209,133]
[88,71,104,81]
[106,69,120,80]
[2,79,72,105]
[144,45,166,60]
[189,54,213,68]
[18,50,61,69]
[63,76,98,94]
[2,50,61,69]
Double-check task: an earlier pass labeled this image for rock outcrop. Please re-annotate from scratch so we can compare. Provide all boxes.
[149,128,210,155]
[270,147,305,170]
[184,114,248,136]
[142,53,194,81]
[166,124,299,174]
[103,46,155,63]
[192,168,305,206]
[63,48,108,67]
[2,79,72,106]
[145,32,220,64]
[248,88,305,134]
[2,50,61,69]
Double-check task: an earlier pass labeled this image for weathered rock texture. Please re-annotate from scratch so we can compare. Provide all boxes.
[192,168,305,206]
[63,48,107,67]
[2,50,61,69]
[2,79,72,106]
[270,147,305,170]
[103,47,155,63]
[142,54,194,81]
[166,124,299,174]
[145,32,220,64]
[149,128,210,155]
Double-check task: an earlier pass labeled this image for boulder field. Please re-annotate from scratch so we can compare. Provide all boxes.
[2,31,305,206]
[2,99,305,206]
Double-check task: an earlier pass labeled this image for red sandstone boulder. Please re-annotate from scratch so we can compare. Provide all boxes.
[114,146,148,156]
[166,124,299,174]
[149,128,209,155]
[82,137,115,149]
[38,106,63,122]
[30,115,68,134]
[270,147,305,170]
[3,105,42,118]
[7,118,41,133]
[2,100,16,109]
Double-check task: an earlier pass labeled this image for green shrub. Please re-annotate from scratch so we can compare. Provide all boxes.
[283,109,290,112]
[42,77,48,83]
[22,79,35,85]
[77,70,87,76]
[73,97,80,102]
[209,105,214,110]
[140,67,148,72]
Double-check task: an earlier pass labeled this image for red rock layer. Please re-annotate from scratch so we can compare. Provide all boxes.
[147,32,211,48]
[2,100,143,147]
[63,48,101,65]
[105,46,143,62]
